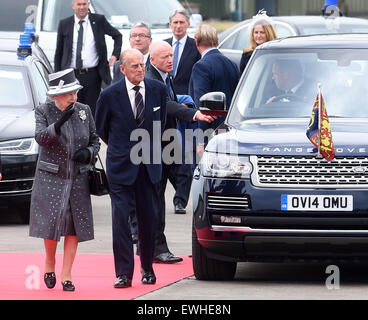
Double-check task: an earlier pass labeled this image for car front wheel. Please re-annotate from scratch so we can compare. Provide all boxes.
[192,224,237,280]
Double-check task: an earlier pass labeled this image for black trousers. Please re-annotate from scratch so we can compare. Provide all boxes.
[109,165,159,278]
[173,161,194,207]
[74,67,101,117]
[153,163,178,256]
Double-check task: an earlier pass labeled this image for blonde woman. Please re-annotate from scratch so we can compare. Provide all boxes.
[240,19,277,74]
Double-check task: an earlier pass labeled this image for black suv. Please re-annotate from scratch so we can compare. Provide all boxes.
[0,44,50,223]
[193,34,368,280]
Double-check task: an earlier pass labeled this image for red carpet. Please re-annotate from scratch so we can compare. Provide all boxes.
[0,252,193,300]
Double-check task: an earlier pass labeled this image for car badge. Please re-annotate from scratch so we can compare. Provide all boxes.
[353,167,367,174]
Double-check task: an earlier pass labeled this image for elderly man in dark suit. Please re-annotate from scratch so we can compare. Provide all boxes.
[95,48,167,288]
[189,23,240,157]
[165,9,202,215]
[54,0,122,116]
[144,40,214,264]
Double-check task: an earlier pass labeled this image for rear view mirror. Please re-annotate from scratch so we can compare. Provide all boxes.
[199,92,227,116]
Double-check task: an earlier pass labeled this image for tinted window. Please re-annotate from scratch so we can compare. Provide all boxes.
[0,0,38,31]
[220,25,248,50]
[0,66,31,107]
[41,0,183,32]
[229,49,368,127]
[92,0,182,28]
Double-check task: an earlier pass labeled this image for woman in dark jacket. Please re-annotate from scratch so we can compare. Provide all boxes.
[29,69,100,291]
[240,19,277,74]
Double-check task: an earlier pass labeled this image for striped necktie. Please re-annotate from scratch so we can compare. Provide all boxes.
[133,86,145,127]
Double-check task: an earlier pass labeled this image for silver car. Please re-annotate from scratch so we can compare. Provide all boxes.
[219,15,368,67]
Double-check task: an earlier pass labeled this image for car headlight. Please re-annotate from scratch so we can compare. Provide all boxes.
[0,138,38,155]
[201,152,253,178]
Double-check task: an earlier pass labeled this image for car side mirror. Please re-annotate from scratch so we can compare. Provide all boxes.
[199,92,227,116]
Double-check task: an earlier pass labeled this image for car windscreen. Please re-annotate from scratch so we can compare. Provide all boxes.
[0,66,31,107]
[228,48,368,128]
[41,0,183,32]
[0,0,38,31]
[91,0,183,28]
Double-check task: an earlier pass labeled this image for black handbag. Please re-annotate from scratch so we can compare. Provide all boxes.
[88,153,109,196]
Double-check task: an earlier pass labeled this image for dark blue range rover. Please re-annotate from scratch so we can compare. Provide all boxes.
[192,34,368,280]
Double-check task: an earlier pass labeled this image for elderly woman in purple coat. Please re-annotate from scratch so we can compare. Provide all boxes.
[29,69,100,291]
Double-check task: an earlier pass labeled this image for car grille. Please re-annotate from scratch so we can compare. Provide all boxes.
[251,156,368,188]
[0,162,36,193]
[207,194,251,210]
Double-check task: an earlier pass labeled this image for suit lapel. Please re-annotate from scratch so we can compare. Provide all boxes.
[143,79,153,129]
[176,37,193,74]
[114,77,137,131]
[88,14,98,45]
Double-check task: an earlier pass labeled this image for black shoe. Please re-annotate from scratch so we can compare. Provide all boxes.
[141,269,156,285]
[174,203,186,214]
[44,272,56,289]
[153,252,183,264]
[114,275,132,288]
[61,280,75,292]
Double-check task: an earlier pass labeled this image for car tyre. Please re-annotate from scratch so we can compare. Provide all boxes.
[192,224,237,280]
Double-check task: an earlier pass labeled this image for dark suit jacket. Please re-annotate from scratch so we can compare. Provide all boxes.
[189,48,240,132]
[54,13,122,85]
[95,76,167,185]
[145,65,197,132]
[164,36,201,95]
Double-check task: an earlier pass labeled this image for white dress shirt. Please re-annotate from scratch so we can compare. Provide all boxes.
[71,14,99,69]
[125,77,145,118]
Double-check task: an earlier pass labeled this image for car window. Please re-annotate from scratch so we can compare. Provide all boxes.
[0,66,31,107]
[228,48,368,127]
[274,23,295,38]
[220,25,249,50]
[29,60,49,105]
[91,0,182,28]
[0,0,38,31]
[219,22,295,51]
[41,0,183,32]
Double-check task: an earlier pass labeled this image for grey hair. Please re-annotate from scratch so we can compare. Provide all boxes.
[119,48,144,66]
[130,21,152,37]
[169,9,190,23]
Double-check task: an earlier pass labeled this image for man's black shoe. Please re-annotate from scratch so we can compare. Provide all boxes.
[153,252,183,264]
[141,269,156,285]
[174,203,186,214]
[114,275,132,288]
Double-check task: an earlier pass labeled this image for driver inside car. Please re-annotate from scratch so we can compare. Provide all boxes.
[266,59,314,104]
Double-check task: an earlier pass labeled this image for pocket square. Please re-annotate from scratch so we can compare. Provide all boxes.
[153,106,161,112]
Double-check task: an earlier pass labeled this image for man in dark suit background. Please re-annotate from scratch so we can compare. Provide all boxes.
[112,21,152,84]
[95,48,167,288]
[54,0,122,116]
[164,9,202,215]
[189,23,240,157]
[144,40,214,264]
